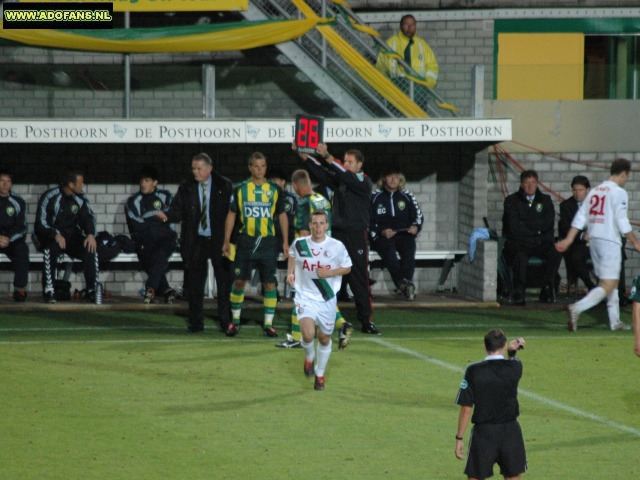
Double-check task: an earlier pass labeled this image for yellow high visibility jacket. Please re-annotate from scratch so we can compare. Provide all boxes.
[376,29,439,88]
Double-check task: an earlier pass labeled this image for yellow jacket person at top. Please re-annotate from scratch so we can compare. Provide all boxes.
[376,14,439,88]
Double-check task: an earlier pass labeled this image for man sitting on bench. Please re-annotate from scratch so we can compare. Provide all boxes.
[126,166,177,304]
[502,170,562,306]
[370,167,424,301]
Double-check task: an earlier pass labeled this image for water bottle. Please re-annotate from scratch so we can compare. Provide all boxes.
[95,282,103,305]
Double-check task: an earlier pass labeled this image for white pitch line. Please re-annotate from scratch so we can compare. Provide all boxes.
[1,333,639,436]
[371,338,640,438]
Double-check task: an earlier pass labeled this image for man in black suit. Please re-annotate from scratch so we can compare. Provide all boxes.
[502,170,562,306]
[558,176,595,293]
[156,153,233,333]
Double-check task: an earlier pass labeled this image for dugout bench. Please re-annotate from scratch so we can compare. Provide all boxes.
[2,250,466,298]
[369,250,467,292]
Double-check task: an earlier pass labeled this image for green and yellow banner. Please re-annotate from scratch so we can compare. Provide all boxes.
[17,0,248,13]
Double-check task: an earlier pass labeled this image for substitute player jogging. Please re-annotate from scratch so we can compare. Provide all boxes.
[276,169,353,350]
[287,210,352,391]
[556,158,640,332]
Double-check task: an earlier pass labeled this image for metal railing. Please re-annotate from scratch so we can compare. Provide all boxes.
[250,0,459,118]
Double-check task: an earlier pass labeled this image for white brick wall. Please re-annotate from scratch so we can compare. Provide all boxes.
[0,174,462,296]
[485,151,640,292]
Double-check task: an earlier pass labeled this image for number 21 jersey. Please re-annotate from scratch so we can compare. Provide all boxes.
[572,180,632,245]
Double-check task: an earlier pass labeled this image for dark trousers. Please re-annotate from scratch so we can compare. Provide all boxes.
[504,240,562,295]
[0,240,29,289]
[137,236,175,293]
[333,229,373,326]
[372,234,417,287]
[619,238,627,297]
[564,243,595,290]
[42,233,98,294]
[187,235,232,330]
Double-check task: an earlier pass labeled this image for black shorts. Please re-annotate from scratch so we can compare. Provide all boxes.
[232,234,278,283]
[465,421,527,479]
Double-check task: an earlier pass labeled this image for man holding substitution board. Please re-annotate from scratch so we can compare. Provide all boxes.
[293,114,381,336]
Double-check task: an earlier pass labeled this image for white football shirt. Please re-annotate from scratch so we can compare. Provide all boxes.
[572,180,632,245]
[289,236,352,302]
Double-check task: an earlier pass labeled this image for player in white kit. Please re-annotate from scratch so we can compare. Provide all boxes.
[287,210,352,390]
[556,158,640,332]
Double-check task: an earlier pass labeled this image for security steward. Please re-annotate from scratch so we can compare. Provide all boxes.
[126,166,177,304]
[35,168,97,304]
[0,170,29,302]
[502,170,562,306]
[293,141,381,335]
[156,153,233,333]
[455,329,528,480]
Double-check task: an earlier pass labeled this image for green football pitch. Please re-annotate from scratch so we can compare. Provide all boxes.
[2,305,640,479]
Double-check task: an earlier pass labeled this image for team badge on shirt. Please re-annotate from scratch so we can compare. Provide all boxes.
[285,203,292,212]
[398,201,406,210]
[71,204,79,214]
[460,379,468,389]
[535,203,543,212]
[6,206,15,216]
[153,200,162,210]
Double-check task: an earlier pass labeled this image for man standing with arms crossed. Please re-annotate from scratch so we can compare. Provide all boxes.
[294,142,380,335]
[223,152,289,338]
[556,158,640,332]
[287,210,352,390]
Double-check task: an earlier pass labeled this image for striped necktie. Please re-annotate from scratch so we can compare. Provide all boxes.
[200,183,208,230]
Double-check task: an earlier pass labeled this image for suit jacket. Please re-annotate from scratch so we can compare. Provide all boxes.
[502,187,555,249]
[558,196,588,245]
[165,171,233,268]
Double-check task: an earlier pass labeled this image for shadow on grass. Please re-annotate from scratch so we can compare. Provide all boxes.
[0,309,295,337]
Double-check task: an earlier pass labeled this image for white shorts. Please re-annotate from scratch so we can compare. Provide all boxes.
[294,297,337,335]
[589,238,622,280]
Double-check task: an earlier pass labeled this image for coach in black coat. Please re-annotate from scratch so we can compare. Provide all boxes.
[158,153,233,333]
[558,176,595,292]
[502,170,562,305]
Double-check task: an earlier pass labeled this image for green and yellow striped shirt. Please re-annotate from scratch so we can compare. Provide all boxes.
[295,192,332,237]
[231,179,284,237]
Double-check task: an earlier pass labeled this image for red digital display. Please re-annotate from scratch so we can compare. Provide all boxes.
[295,114,324,155]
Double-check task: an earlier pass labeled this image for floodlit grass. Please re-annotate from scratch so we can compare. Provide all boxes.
[2,305,640,479]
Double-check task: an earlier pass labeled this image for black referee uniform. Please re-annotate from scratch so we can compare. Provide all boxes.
[455,356,528,479]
